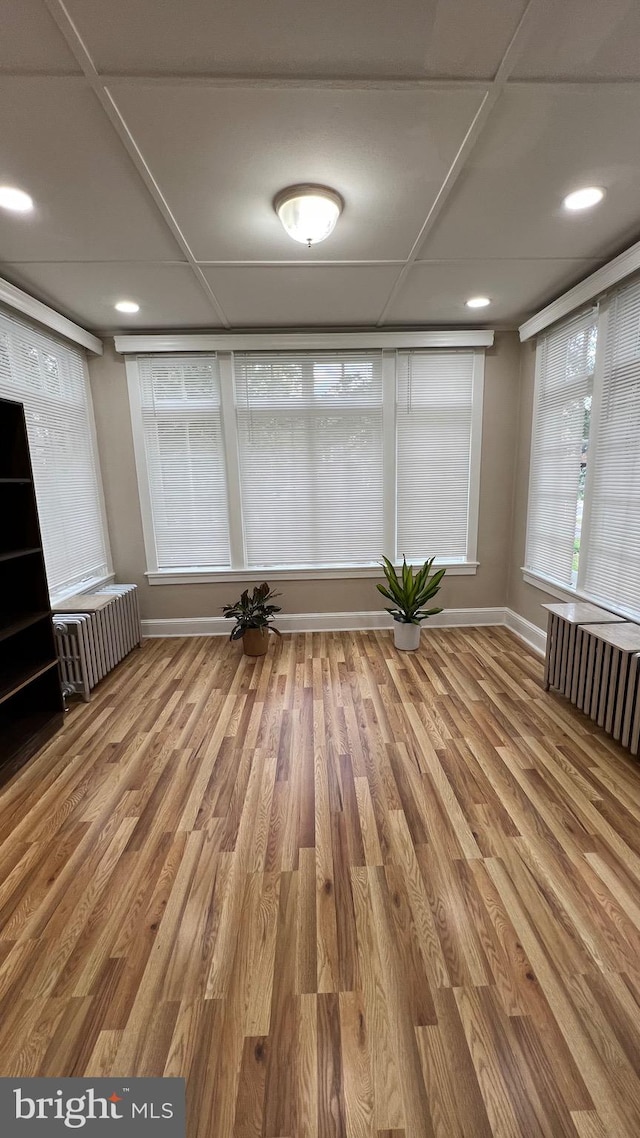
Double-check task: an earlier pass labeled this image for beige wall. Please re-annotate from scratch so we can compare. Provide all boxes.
[89,333,521,622]
[506,337,557,630]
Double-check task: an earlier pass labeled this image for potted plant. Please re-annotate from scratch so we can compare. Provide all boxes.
[222,582,282,656]
[377,555,445,651]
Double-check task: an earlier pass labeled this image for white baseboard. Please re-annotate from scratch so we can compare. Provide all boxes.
[143,606,546,655]
[423,607,507,629]
[142,606,508,639]
[504,608,547,656]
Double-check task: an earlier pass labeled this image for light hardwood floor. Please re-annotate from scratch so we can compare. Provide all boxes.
[1,627,640,1136]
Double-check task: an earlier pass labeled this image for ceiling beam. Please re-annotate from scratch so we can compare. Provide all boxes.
[5,72,640,91]
[375,0,551,326]
[42,0,231,328]
[104,75,490,91]
[1,256,603,268]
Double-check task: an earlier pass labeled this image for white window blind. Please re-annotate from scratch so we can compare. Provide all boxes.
[0,310,109,599]
[581,281,640,615]
[128,345,484,579]
[396,350,474,561]
[525,310,596,587]
[233,351,384,567]
[137,354,230,570]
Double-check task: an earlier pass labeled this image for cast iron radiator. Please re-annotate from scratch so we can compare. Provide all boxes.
[53,584,142,702]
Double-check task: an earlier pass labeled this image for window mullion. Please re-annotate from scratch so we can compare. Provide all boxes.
[218,351,246,569]
[382,349,397,560]
[125,356,160,574]
[81,352,113,578]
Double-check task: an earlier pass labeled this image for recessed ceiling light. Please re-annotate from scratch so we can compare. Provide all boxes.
[0,186,34,213]
[274,184,343,247]
[563,186,605,211]
[465,296,491,309]
[115,300,140,314]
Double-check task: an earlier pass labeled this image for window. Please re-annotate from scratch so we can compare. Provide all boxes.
[525,309,597,588]
[581,280,640,615]
[526,276,640,619]
[397,350,475,562]
[234,352,383,567]
[136,355,230,569]
[0,309,110,601]
[127,346,484,580]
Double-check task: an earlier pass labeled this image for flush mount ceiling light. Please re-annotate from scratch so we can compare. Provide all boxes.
[274,184,343,247]
[0,186,34,213]
[563,186,605,211]
[465,296,491,309]
[114,300,140,313]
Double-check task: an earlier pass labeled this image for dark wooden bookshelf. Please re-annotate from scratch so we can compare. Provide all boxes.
[0,397,64,780]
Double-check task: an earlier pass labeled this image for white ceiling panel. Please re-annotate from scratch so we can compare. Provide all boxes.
[202,265,401,326]
[1,3,640,333]
[110,85,484,262]
[421,0,529,79]
[514,0,640,80]
[0,0,80,75]
[0,78,181,262]
[387,259,604,325]
[1,263,220,330]
[65,0,526,79]
[419,86,640,262]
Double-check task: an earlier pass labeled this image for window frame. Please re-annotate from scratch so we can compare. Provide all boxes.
[53,351,114,603]
[0,310,113,604]
[125,347,484,584]
[523,309,598,593]
[132,352,232,571]
[234,345,382,573]
[523,291,640,622]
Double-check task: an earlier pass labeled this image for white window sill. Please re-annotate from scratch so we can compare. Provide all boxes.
[522,569,578,601]
[147,562,479,586]
[522,569,639,623]
[50,572,116,607]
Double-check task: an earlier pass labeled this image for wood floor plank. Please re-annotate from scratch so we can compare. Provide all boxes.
[351,864,404,1132]
[339,988,375,1138]
[0,628,639,1135]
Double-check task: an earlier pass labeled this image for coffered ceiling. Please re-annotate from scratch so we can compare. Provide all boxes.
[1,0,640,333]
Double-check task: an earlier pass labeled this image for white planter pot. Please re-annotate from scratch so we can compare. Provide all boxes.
[393,621,421,651]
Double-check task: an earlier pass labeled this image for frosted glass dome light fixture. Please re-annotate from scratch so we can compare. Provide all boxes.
[274,184,343,247]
